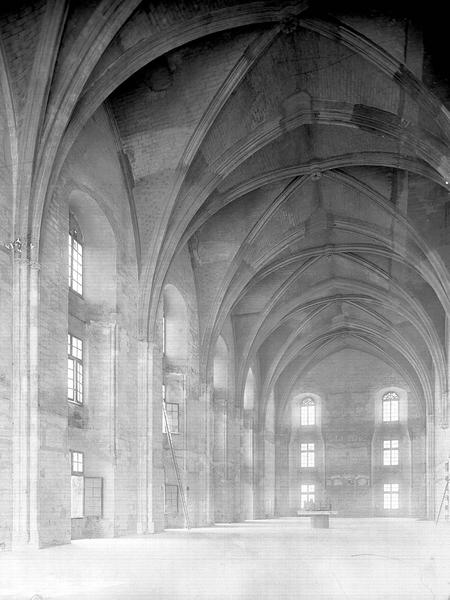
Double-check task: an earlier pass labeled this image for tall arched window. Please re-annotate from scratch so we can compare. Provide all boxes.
[161,284,189,528]
[213,336,228,395]
[162,285,188,364]
[300,397,316,426]
[243,369,255,410]
[382,391,399,422]
[68,214,84,406]
[68,214,83,295]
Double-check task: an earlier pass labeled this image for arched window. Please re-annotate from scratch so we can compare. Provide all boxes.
[243,369,255,410]
[213,336,228,395]
[382,391,399,422]
[68,191,117,308]
[162,309,166,356]
[162,285,188,364]
[300,397,316,426]
[161,285,187,435]
[68,214,83,295]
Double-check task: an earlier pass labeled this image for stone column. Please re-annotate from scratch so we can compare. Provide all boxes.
[204,381,214,525]
[12,252,40,547]
[275,429,290,516]
[263,428,276,517]
[212,387,227,522]
[85,319,119,537]
[426,411,436,520]
[240,407,254,520]
[443,314,450,429]
[227,403,242,522]
[86,319,118,454]
[252,415,265,519]
[137,339,164,533]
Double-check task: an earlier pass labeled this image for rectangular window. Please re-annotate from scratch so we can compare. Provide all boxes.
[163,402,179,434]
[68,233,83,295]
[70,450,84,518]
[300,484,315,508]
[84,477,103,517]
[164,484,179,513]
[383,483,399,509]
[300,443,315,468]
[71,450,84,474]
[68,334,83,404]
[383,439,399,466]
[70,452,103,519]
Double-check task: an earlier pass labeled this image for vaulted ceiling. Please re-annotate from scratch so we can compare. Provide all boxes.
[2,0,449,422]
[105,2,450,422]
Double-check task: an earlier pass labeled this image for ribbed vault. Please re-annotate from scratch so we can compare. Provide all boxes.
[102,3,450,432]
[103,9,450,443]
[105,8,450,436]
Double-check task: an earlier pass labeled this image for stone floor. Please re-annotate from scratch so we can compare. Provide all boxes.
[1,518,450,599]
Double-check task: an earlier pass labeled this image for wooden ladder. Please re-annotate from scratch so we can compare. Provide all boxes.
[163,401,191,529]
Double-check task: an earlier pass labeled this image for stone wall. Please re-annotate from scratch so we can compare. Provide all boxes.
[279,349,426,518]
[38,106,138,546]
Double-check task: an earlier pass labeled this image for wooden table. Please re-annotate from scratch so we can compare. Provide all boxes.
[297,510,337,528]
